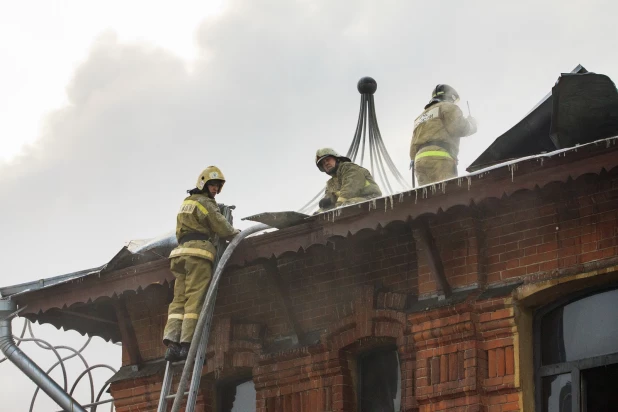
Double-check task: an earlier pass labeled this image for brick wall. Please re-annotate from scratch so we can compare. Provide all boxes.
[110,169,618,411]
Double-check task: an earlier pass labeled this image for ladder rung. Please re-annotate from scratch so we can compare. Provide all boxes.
[165,391,190,400]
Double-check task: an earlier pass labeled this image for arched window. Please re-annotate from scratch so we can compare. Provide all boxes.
[534,287,618,412]
[358,347,401,412]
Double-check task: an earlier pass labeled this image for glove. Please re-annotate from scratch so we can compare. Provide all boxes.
[224,229,241,240]
[319,197,333,209]
[409,160,415,170]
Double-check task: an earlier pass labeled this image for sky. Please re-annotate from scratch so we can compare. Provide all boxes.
[0,0,617,409]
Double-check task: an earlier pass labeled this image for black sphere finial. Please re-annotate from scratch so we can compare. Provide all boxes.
[357,77,377,95]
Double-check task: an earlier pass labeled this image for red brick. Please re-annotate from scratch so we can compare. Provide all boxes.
[431,357,441,385]
[449,353,458,381]
[440,354,449,383]
[496,347,506,377]
[488,349,496,378]
[506,393,519,402]
[505,346,515,375]
[581,250,605,263]
[502,402,520,411]
[491,309,513,320]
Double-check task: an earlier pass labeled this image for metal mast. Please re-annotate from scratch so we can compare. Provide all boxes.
[300,77,409,213]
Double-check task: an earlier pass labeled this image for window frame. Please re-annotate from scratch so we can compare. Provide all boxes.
[533,284,618,412]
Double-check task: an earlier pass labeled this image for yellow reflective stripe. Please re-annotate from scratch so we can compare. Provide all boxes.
[169,247,215,261]
[168,314,184,320]
[415,150,453,160]
[182,200,208,216]
[184,313,199,320]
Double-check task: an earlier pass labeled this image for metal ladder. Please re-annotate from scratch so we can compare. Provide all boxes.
[156,206,269,412]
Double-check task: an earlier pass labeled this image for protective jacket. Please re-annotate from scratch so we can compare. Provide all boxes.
[410,101,476,161]
[163,193,237,344]
[320,162,381,211]
[170,193,237,261]
[410,101,477,185]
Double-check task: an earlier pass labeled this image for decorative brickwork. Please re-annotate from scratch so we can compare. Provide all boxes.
[105,168,618,411]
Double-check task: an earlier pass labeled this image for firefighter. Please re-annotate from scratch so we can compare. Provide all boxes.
[315,148,382,213]
[410,84,477,186]
[162,166,240,362]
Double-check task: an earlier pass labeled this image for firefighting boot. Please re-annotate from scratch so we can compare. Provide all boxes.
[179,343,190,361]
[164,342,182,362]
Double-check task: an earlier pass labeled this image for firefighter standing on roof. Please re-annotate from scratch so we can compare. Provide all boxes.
[410,84,477,186]
[162,166,240,362]
[315,148,382,213]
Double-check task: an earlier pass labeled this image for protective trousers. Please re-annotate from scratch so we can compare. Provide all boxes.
[415,157,457,186]
[162,255,213,344]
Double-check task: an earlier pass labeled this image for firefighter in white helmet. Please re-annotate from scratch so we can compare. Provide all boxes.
[315,148,382,213]
[162,166,240,362]
[410,84,477,186]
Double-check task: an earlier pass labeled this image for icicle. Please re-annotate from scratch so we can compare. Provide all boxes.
[508,163,518,182]
[399,193,404,203]
[415,190,418,204]
[371,199,377,211]
[541,157,544,166]
[441,182,446,194]
[431,184,437,194]
[389,195,394,210]
[422,187,428,199]
[607,139,611,148]
[457,178,462,187]
[467,176,472,190]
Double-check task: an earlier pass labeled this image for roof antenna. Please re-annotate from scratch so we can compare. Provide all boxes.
[349,77,410,195]
[299,77,410,213]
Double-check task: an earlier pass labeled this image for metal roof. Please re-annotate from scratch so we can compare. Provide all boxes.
[0,230,177,299]
[0,134,615,344]
[3,133,618,307]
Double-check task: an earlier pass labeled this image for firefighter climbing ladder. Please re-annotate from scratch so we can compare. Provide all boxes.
[157,204,269,412]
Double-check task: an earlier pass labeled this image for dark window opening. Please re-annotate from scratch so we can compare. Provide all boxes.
[218,378,256,412]
[581,363,618,412]
[358,348,401,412]
[535,286,618,412]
